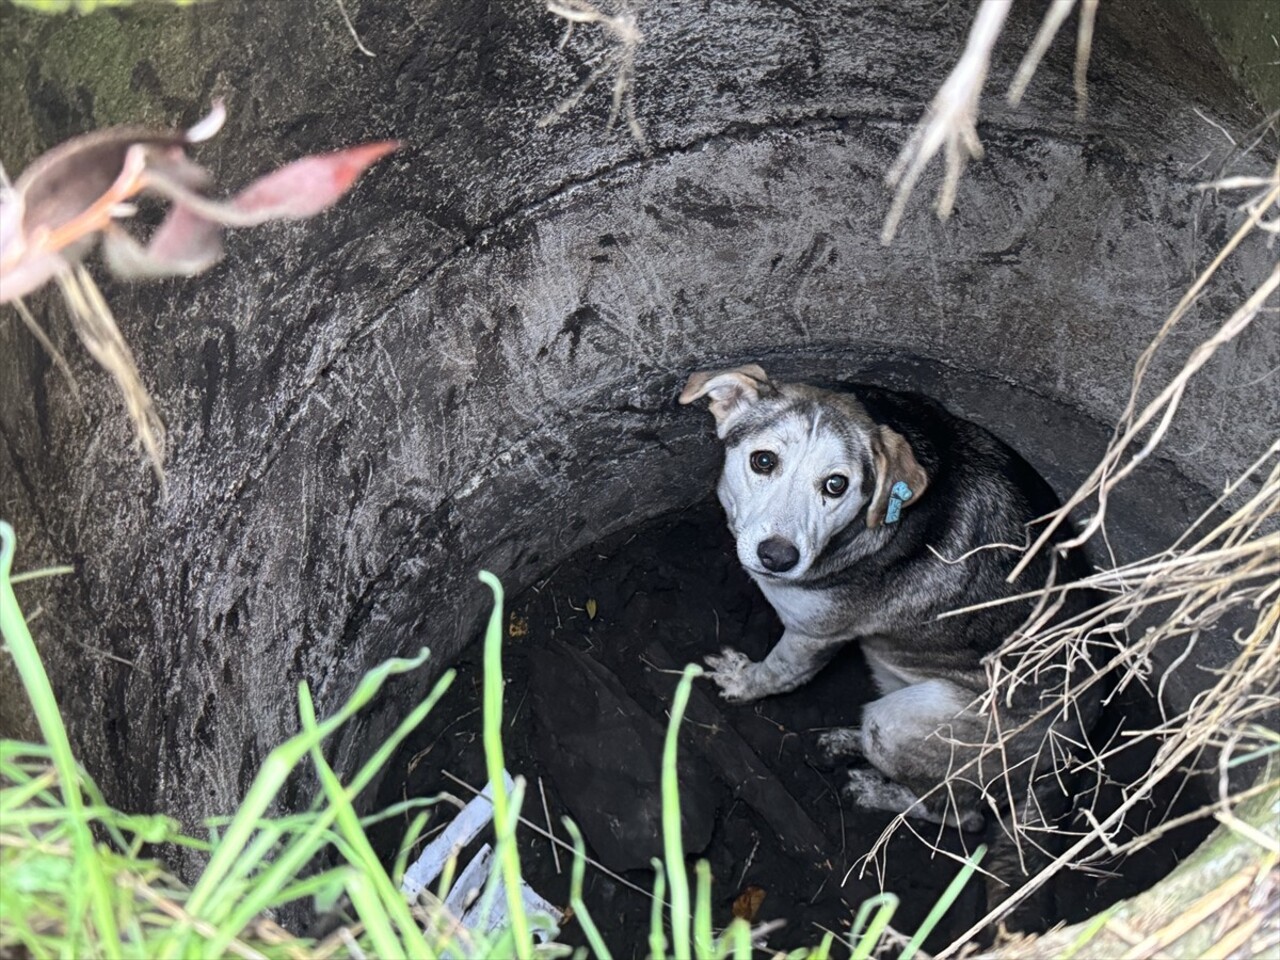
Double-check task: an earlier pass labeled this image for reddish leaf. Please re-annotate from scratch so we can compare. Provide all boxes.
[143,203,224,274]
[101,205,223,280]
[11,129,179,245]
[0,102,399,300]
[229,141,401,222]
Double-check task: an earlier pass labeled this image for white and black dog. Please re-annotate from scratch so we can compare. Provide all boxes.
[680,363,1102,840]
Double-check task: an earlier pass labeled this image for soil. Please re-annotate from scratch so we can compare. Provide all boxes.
[372,500,1214,957]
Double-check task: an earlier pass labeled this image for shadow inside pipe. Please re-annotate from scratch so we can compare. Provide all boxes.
[372,492,1216,952]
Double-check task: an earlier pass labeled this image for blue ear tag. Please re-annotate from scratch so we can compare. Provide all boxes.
[885,481,914,524]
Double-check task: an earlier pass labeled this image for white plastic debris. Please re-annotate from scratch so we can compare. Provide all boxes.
[442,842,495,916]
[401,770,563,944]
[401,771,515,899]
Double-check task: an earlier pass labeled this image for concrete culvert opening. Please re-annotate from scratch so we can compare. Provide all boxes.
[1,0,1276,955]
[365,358,1238,952]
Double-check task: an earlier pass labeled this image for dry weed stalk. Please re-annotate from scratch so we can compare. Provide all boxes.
[883,0,1098,244]
[335,0,376,58]
[852,451,1279,952]
[54,264,167,482]
[856,440,1276,849]
[539,0,647,146]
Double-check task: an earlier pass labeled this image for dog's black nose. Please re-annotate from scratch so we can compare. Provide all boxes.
[757,537,800,572]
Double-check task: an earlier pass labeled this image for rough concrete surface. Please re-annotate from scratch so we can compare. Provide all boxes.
[0,0,1276,892]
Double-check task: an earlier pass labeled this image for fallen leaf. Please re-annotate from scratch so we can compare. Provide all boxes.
[585,598,598,620]
[731,884,766,922]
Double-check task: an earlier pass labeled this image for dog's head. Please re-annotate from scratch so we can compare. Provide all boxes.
[680,364,928,580]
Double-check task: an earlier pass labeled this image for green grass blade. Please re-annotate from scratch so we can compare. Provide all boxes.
[473,778,527,940]
[725,916,754,959]
[0,769,59,813]
[898,844,986,960]
[211,666,455,943]
[562,818,613,960]
[0,521,122,957]
[361,795,445,829]
[269,867,356,913]
[295,682,435,960]
[344,867,403,960]
[649,857,668,960]
[1060,902,1121,959]
[184,647,431,926]
[478,570,534,958]
[188,655,448,959]
[848,892,899,960]
[809,930,836,960]
[343,669,455,803]
[661,663,702,960]
[435,849,460,905]
[693,859,713,958]
[394,810,433,885]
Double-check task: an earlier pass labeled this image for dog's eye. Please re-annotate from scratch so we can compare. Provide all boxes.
[823,474,849,497]
[749,451,778,474]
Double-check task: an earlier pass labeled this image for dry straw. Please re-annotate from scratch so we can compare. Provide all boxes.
[883,0,1099,244]
[539,1,647,146]
[865,1,1280,947]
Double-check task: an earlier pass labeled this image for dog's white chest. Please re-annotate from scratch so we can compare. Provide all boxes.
[754,579,837,635]
[860,643,927,693]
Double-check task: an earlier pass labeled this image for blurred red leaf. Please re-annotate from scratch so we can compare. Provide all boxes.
[230,141,401,222]
[0,103,399,302]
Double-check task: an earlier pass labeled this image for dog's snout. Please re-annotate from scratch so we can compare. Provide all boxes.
[757,537,800,573]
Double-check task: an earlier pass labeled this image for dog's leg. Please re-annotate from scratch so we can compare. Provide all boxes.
[816,727,864,763]
[853,678,991,830]
[704,630,841,703]
[842,768,984,831]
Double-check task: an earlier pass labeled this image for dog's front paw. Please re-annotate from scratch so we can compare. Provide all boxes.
[703,647,764,703]
[816,727,864,764]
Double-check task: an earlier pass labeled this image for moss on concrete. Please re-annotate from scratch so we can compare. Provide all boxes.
[0,3,199,172]
[36,9,189,126]
[1187,0,1280,113]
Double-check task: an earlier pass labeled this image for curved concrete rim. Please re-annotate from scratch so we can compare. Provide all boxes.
[0,0,1275,943]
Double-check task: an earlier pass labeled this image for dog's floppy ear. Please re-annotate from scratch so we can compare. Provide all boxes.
[867,426,929,528]
[679,364,772,431]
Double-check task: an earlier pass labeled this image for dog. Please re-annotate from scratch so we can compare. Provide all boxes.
[679,363,1103,846]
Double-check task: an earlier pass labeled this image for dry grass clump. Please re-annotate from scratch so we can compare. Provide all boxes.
[538,0,647,146]
[980,773,1278,960]
[862,121,1280,953]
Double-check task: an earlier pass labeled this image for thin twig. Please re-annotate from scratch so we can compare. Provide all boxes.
[538,776,562,874]
[10,298,83,404]
[335,0,376,57]
[882,0,1011,244]
[1007,0,1075,107]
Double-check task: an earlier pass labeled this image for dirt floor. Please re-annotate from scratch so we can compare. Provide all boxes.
[374,500,1213,956]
